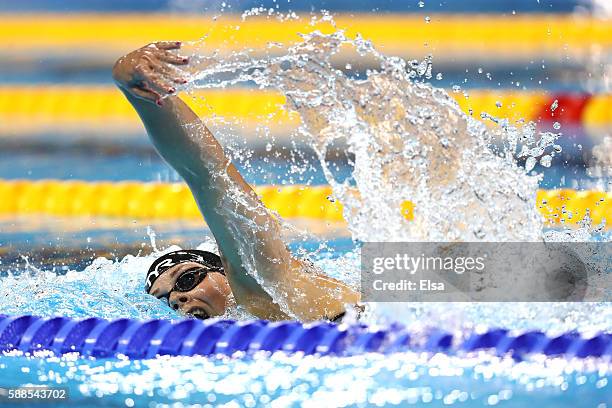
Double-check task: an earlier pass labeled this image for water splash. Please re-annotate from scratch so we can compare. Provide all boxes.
[182,24,550,242]
[588,135,612,179]
[1,14,607,328]
[162,16,611,323]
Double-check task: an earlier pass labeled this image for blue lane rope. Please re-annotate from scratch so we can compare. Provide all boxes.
[0,315,610,359]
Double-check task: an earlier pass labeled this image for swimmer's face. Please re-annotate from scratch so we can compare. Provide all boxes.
[148,261,232,319]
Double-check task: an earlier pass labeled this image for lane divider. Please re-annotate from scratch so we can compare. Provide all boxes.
[0,180,344,221]
[0,314,610,359]
[0,87,609,135]
[0,179,609,227]
[1,14,609,60]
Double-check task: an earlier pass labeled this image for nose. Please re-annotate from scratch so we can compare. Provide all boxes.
[168,294,189,311]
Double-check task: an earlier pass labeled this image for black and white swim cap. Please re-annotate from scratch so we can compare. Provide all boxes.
[145,249,224,293]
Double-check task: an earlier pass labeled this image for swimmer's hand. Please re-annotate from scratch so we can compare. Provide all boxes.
[112,41,189,106]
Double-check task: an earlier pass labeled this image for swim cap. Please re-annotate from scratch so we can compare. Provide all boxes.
[145,249,224,293]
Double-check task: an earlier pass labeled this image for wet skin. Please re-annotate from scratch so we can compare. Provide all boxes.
[113,41,360,322]
[149,261,233,319]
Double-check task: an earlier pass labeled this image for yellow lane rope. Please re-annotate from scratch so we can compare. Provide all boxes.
[0,86,609,134]
[0,14,609,59]
[0,179,608,228]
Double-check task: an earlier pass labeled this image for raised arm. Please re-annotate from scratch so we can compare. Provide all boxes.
[112,42,359,321]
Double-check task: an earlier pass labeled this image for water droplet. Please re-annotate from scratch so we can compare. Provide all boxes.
[418,1,425,7]
[550,99,558,112]
[553,122,561,130]
[265,143,272,152]
[525,156,537,172]
[540,155,552,167]
[345,63,352,70]
[451,85,461,93]
[473,228,486,239]
[495,101,502,108]
[553,144,562,153]
[435,73,443,80]
[424,16,431,23]
[477,68,483,74]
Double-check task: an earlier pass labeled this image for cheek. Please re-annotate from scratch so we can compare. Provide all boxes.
[193,279,230,310]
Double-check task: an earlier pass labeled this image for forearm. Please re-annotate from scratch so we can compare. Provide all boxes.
[124,92,227,183]
[125,92,292,288]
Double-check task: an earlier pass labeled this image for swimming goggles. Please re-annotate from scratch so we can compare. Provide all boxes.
[173,267,210,292]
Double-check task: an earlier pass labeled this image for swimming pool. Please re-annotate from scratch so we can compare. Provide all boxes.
[0,229,610,407]
[1,4,611,406]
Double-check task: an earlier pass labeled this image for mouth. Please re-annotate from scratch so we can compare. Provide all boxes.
[186,307,210,320]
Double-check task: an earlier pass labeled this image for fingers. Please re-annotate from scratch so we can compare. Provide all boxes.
[158,49,190,65]
[133,65,173,105]
[128,42,190,105]
[144,48,190,83]
[143,61,180,94]
[130,85,161,105]
[141,84,167,106]
[173,76,189,85]
[154,41,182,50]
[151,60,189,84]
[151,76,176,95]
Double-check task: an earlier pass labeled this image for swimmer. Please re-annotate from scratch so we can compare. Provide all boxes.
[113,42,360,322]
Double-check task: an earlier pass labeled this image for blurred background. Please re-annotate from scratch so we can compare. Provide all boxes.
[0,0,610,180]
[0,0,610,268]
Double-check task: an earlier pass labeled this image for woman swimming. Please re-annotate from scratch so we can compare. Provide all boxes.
[113,42,360,322]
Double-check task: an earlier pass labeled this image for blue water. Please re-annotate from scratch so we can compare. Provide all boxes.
[1,3,610,400]
[0,149,605,190]
[0,141,610,408]
[0,352,609,407]
[0,151,337,185]
[0,231,611,407]
[0,141,609,408]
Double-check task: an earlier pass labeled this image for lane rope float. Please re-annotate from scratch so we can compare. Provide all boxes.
[1,14,609,59]
[0,87,609,135]
[0,179,609,227]
[0,314,610,359]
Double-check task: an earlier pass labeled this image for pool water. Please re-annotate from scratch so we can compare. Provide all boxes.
[1,8,610,407]
[0,139,610,408]
[0,226,610,407]
[0,349,609,407]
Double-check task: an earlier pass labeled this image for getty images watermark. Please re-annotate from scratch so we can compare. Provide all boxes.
[361,242,610,302]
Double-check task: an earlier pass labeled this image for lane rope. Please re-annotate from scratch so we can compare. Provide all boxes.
[0,87,609,135]
[0,314,609,359]
[1,14,609,59]
[0,179,609,227]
